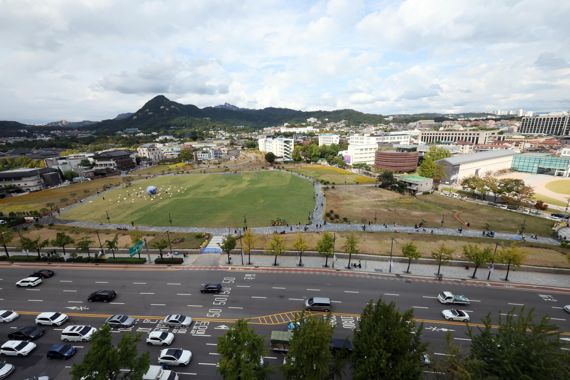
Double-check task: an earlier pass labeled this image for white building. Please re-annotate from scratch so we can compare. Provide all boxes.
[419,130,499,144]
[318,134,340,146]
[437,149,516,184]
[44,153,94,173]
[137,143,164,163]
[560,147,570,157]
[279,126,317,134]
[158,143,181,160]
[258,137,294,161]
[520,112,570,136]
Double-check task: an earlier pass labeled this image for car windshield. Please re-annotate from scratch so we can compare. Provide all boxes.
[308,298,314,305]
[457,311,466,317]
[117,315,128,322]
[15,342,28,350]
[166,349,182,359]
[159,332,168,340]
[49,313,61,320]
[79,326,92,334]
[0,311,10,318]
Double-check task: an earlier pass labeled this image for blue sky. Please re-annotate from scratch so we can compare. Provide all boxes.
[0,0,569,123]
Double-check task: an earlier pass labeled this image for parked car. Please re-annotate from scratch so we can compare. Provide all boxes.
[105,315,135,328]
[158,348,192,366]
[46,344,77,359]
[29,270,55,279]
[87,290,117,302]
[200,283,222,294]
[8,326,45,341]
[61,325,97,342]
[16,277,42,288]
[0,341,37,357]
[162,314,192,327]
[0,311,18,323]
[35,312,69,326]
[564,305,570,314]
[143,365,178,380]
[146,331,174,346]
[441,309,470,322]
[0,361,15,379]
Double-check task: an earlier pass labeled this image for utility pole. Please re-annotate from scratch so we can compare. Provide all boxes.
[96,231,104,257]
[389,237,394,273]
[487,242,500,280]
[166,230,173,254]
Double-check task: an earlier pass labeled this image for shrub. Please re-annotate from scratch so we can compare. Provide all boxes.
[1,255,65,262]
[66,257,106,263]
[105,257,146,264]
[154,257,184,265]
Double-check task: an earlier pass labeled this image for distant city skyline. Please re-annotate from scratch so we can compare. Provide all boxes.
[0,0,569,124]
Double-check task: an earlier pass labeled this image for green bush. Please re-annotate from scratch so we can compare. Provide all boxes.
[105,257,146,264]
[0,255,65,262]
[66,257,106,263]
[155,257,184,265]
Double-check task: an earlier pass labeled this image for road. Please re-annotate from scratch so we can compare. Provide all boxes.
[0,266,568,379]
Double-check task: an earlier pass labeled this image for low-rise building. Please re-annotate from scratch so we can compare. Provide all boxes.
[397,175,433,194]
[93,150,136,171]
[437,149,515,184]
[375,151,419,172]
[44,153,94,173]
[137,144,164,163]
[0,167,63,192]
[512,153,570,177]
[318,134,340,146]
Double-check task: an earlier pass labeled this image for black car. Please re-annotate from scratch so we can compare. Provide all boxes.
[200,283,222,294]
[8,325,45,340]
[87,290,117,302]
[29,269,55,279]
[46,344,77,359]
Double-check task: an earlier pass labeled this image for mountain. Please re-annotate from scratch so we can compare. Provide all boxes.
[45,120,97,128]
[0,121,35,137]
[214,103,242,111]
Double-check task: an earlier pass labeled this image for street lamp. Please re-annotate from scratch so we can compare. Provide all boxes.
[166,230,173,255]
[389,237,394,273]
[487,242,500,281]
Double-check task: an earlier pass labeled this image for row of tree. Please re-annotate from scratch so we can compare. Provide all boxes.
[292,143,347,167]
[460,175,536,209]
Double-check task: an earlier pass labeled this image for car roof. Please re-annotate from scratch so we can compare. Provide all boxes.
[2,340,28,348]
[149,331,168,337]
[63,325,90,332]
[37,312,57,318]
[21,276,41,281]
[441,291,453,296]
[17,325,40,332]
[311,297,331,303]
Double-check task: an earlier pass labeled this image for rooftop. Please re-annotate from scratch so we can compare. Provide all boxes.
[398,175,432,184]
[438,149,515,166]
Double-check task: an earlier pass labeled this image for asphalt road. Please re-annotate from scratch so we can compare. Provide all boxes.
[0,266,568,379]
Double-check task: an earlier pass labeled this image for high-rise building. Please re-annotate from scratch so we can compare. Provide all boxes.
[519,113,570,136]
[257,137,294,161]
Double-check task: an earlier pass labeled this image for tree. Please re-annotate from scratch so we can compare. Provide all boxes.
[316,232,335,268]
[71,324,150,380]
[342,233,359,269]
[467,308,570,379]
[435,333,472,380]
[150,238,169,260]
[63,170,79,181]
[0,227,14,259]
[268,233,285,266]
[418,146,451,179]
[283,315,334,380]
[378,171,396,189]
[77,237,94,260]
[218,319,268,380]
[353,298,426,380]
[220,235,237,264]
[21,236,49,259]
[401,242,420,273]
[498,243,526,281]
[264,152,276,164]
[293,233,308,267]
[242,230,255,265]
[417,157,436,178]
[483,175,501,202]
[105,234,119,259]
[179,148,194,162]
[432,243,454,277]
[462,244,492,279]
[51,231,75,256]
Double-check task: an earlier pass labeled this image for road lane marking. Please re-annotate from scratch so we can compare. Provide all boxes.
[59,280,73,283]
[133,282,147,285]
[551,318,566,321]
[28,299,43,302]
[206,343,217,346]
[25,289,40,291]
[209,352,220,356]
[434,352,453,356]
[288,298,304,301]
[68,301,83,304]
[384,293,399,296]
[470,300,481,303]
[177,293,192,296]
[150,303,166,306]
[344,290,359,294]
[95,281,109,284]
[139,292,155,295]
[63,290,77,293]
[413,306,429,309]
[264,356,277,360]
[306,288,320,291]
[422,296,437,299]
[552,306,563,310]
[228,306,243,310]
[508,303,524,306]
[110,302,125,305]
[73,345,84,349]
[272,287,286,290]
[464,310,474,313]
[331,300,342,304]
[236,285,250,288]
[177,373,197,376]
[187,305,203,308]
[251,296,267,299]
[454,338,472,341]
[167,283,181,286]
[500,313,518,317]
[198,363,217,366]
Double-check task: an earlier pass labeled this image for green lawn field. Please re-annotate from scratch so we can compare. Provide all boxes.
[545,179,570,195]
[289,164,376,184]
[62,171,315,227]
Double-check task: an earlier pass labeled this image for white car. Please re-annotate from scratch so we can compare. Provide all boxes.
[0,340,37,357]
[35,312,69,326]
[0,361,15,378]
[61,325,97,342]
[441,309,470,322]
[0,311,19,323]
[163,314,192,327]
[146,331,174,346]
[158,348,192,366]
[564,305,570,314]
[16,277,42,288]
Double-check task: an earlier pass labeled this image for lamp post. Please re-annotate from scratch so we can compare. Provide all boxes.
[389,237,394,273]
[96,231,104,257]
[487,242,500,281]
[166,230,173,255]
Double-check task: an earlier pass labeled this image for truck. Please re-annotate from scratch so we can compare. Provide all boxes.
[437,291,470,305]
[143,365,178,380]
[270,330,293,352]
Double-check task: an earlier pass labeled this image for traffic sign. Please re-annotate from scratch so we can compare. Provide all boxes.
[129,240,144,257]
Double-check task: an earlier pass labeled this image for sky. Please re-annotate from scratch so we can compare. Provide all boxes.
[0,0,569,124]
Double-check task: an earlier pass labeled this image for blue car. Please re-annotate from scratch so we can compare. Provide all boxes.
[47,344,77,359]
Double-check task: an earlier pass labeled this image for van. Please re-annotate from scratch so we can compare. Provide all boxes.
[305,297,332,312]
[143,365,178,380]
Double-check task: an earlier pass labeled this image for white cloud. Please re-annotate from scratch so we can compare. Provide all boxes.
[0,0,569,123]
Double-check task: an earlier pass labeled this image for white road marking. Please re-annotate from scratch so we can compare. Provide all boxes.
[454,338,472,341]
[228,306,243,310]
[167,283,182,286]
[413,306,429,309]
[251,296,267,299]
[63,290,77,293]
[9,327,17,329]
[73,345,84,349]
[272,287,286,290]
[306,288,320,291]
[206,343,217,346]
[551,317,566,321]
[470,299,481,303]
[508,303,524,306]
[177,373,197,376]
[28,299,43,302]
[331,300,342,304]
[59,280,73,283]
[209,352,220,356]
[344,290,359,294]
[236,285,250,288]
[422,296,437,299]
[177,293,192,296]
[288,298,304,301]
[187,305,203,308]
[65,366,72,369]
[68,301,83,304]
[193,334,211,337]
[198,363,217,366]
[133,282,147,285]
[434,352,453,356]
[25,289,40,291]
[140,292,155,295]
[384,293,399,296]
[53,328,64,331]
[150,303,166,306]
[552,306,563,310]
[110,302,125,305]
[0,298,3,301]
[95,281,109,284]
[500,313,518,317]
[263,356,278,360]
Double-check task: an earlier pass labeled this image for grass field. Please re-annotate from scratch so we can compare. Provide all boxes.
[0,177,123,213]
[324,186,555,236]
[62,171,314,227]
[289,164,376,184]
[545,179,570,195]
[534,194,567,207]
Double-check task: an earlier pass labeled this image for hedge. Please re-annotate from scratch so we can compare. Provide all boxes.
[105,257,146,264]
[154,257,184,265]
[66,257,106,263]
[0,255,66,262]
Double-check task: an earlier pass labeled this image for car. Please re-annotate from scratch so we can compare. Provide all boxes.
[0,341,37,357]
[105,314,135,328]
[441,309,470,322]
[200,283,222,294]
[564,305,570,314]
[437,291,470,305]
[35,312,69,326]
[0,361,15,379]
[162,314,192,327]
[87,290,117,302]
[421,353,431,366]
[304,297,332,312]
[16,277,42,288]
[8,326,45,341]
[46,344,77,360]
[0,311,18,323]
[61,325,97,342]
[158,348,192,366]
[29,270,55,279]
[146,331,175,346]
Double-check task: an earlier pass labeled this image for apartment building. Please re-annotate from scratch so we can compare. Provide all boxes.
[258,137,294,161]
[137,143,164,163]
[519,113,570,136]
[419,130,498,145]
[318,134,340,146]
